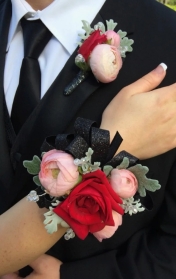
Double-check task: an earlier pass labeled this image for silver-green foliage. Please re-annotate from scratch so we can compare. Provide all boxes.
[128,164,161,197]
[23,155,41,175]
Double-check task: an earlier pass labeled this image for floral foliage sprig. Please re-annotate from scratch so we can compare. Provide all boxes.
[75,19,134,83]
[25,118,160,241]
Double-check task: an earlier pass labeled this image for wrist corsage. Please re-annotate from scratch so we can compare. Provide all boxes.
[64,19,134,95]
[25,118,161,241]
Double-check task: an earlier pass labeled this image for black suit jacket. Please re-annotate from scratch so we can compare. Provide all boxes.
[0,0,176,278]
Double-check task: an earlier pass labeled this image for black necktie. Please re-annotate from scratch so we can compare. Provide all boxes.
[11,18,52,134]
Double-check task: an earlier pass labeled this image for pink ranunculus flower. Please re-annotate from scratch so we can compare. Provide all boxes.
[93,210,122,242]
[110,169,138,199]
[39,149,80,197]
[105,30,121,48]
[89,44,122,83]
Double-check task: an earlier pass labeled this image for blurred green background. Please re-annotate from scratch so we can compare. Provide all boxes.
[157,0,176,11]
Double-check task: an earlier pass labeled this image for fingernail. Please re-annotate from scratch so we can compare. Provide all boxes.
[160,63,167,71]
[154,63,167,74]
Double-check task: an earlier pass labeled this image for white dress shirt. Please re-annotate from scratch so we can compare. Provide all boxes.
[4,0,106,114]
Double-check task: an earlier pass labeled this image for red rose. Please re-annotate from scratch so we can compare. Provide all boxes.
[78,30,107,61]
[53,170,124,240]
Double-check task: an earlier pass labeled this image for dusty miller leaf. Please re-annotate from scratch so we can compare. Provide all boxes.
[128,164,161,197]
[78,20,94,42]
[116,157,130,170]
[120,37,134,58]
[33,175,42,187]
[81,161,100,174]
[76,148,100,174]
[103,165,113,176]
[23,155,41,175]
[44,207,69,234]
[94,22,106,33]
[106,19,117,30]
[117,30,127,39]
[85,148,94,162]
[122,197,145,215]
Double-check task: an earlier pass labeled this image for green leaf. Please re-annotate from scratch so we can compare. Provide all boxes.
[116,157,130,170]
[122,197,145,215]
[75,61,90,71]
[120,37,134,58]
[78,20,94,41]
[106,19,117,31]
[94,22,106,33]
[82,20,93,34]
[23,155,41,175]
[128,164,161,197]
[144,179,161,192]
[44,208,64,234]
[33,175,42,187]
[85,148,94,161]
[117,30,127,39]
[103,165,113,176]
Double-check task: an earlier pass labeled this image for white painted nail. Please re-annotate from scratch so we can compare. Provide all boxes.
[160,63,167,71]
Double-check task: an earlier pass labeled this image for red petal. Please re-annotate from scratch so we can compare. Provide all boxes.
[53,205,88,240]
[78,30,107,61]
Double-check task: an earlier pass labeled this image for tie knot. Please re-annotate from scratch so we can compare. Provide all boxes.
[21,17,52,58]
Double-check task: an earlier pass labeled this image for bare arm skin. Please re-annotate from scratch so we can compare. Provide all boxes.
[0,199,66,276]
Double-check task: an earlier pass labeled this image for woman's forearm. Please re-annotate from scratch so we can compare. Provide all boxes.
[0,198,66,276]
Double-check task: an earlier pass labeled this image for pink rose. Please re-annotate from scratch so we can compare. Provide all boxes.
[110,169,138,198]
[105,30,121,48]
[89,44,122,83]
[39,150,80,197]
[93,210,122,242]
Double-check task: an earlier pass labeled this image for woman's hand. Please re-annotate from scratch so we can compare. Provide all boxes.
[101,63,176,159]
[29,254,62,279]
[0,254,62,279]
[0,272,19,279]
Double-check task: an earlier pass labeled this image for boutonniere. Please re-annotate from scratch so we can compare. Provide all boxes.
[25,118,161,241]
[64,19,134,95]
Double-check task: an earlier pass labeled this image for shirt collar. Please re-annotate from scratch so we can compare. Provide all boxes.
[7,0,36,51]
[9,0,106,54]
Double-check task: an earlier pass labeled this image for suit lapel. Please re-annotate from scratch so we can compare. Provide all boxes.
[100,0,136,34]
[0,0,12,129]
[0,0,16,212]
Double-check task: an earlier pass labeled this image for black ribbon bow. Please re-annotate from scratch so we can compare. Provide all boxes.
[41,117,138,168]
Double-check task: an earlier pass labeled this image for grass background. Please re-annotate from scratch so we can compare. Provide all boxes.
[166,4,176,10]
